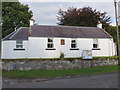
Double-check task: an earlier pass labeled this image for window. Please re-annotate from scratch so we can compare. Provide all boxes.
[47,38,54,48]
[71,40,77,48]
[61,39,65,45]
[93,39,98,48]
[16,40,23,48]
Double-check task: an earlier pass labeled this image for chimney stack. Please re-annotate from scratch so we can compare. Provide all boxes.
[29,16,35,26]
[29,16,35,36]
[97,21,102,29]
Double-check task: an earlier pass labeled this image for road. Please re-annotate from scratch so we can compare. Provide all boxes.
[3,72,118,88]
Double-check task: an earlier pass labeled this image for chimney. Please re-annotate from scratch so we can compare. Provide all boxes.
[29,16,35,26]
[97,21,102,29]
[29,16,35,36]
[29,26,32,36]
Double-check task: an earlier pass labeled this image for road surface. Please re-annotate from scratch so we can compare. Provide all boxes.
[3,72,118,88]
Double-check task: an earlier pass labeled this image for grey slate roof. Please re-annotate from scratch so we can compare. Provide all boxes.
[3,25,112,40]
[3,27,29,40]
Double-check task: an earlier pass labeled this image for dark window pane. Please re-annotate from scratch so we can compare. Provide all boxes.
[51,44,53,48]
[47,43,53,48]
[48,38,53,42]
[93,44,98,48]
[71,44,76,48]
[16,41,22,44]
[72,40,76,43]
[48,44,51,48]
[16,45,23,48]
[47,44,50,48]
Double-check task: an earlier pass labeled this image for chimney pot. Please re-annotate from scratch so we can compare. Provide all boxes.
[97,21,102,29]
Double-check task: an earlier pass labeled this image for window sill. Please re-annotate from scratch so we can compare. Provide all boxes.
[14,48,25,50]
[70,48,79,50]
[46,48,56,50]
[92,48,101,50]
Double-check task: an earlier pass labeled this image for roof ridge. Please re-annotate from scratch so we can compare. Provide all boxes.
[32,25,97,28]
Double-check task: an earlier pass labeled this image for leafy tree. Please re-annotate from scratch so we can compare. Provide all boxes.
[109,25,120,42]
[2,2,33,37]
[57,7,111,30]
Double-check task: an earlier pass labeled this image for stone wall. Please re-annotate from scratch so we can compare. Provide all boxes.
[2,58,118,71]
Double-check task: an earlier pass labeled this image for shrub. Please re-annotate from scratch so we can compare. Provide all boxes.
[59,52,65,58]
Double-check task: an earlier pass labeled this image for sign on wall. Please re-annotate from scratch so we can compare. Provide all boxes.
[82,50,92,59]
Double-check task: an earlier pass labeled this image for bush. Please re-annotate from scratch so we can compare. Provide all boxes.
[59,52,65,58]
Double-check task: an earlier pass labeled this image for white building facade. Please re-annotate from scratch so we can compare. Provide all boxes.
[1,24,116,59]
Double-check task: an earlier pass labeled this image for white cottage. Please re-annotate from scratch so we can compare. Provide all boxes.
[1,20,116,59]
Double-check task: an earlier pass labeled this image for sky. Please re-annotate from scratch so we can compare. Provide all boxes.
[19,0,120,26]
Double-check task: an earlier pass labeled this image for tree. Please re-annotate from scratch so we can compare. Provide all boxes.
[57,7,111,30]
[2,2,33,37]
[109,25,120,42]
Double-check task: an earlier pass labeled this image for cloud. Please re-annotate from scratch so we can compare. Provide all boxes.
[20,1,119,26]
[19,0,120,2]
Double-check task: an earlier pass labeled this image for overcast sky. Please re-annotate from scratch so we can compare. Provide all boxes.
[19,0,120,26]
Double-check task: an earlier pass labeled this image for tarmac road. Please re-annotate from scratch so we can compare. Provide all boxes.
[3,72,119,88]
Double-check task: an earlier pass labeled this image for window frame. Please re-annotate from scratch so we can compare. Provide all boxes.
[70,39,79,50]
[16,40,23,49]
[46,38,56,50]
[14,40,25,50]
[93,38,98,48]
[71,39,77,48]
[92,38,100,50]
[47,38,54,48]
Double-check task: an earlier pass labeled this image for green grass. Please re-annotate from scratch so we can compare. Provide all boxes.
[2,57,82,60]
[2,65,119,78]
[93,56,118,59]
[2,56,118,60]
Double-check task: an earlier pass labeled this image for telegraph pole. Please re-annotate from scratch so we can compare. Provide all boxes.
[114,0,120,65]
[0,1,2,60]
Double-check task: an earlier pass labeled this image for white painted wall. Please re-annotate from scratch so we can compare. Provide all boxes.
[28,37,93,58]
[1,40,28,59]
[1,37,116,59]
[92,38,115,57]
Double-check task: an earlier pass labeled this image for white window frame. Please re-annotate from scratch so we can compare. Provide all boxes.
[47,38,54,48]
[93,38,99,49]
[16,40,23,49]
[71,39,77,48]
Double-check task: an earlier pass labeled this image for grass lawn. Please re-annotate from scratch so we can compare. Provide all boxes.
[2,65,119,78]
[3,56,118,60]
